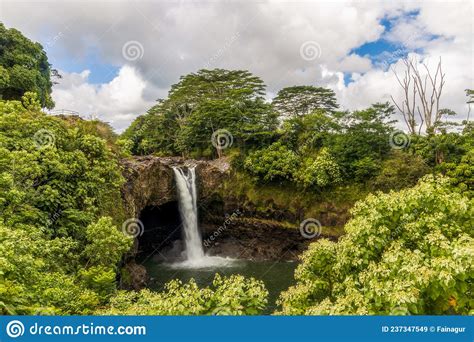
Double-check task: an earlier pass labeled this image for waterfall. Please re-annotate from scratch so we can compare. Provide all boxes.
[170,165,234,269]
[172,166,205,261]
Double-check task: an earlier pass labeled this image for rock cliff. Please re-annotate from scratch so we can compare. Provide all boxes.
[121,156,230,218]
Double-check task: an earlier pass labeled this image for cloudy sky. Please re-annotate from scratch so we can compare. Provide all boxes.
[1,0,473,131]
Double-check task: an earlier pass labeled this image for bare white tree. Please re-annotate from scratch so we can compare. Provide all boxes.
[391,57,446,134]
[466,89,474,123]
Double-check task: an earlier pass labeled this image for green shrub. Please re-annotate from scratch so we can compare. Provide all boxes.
[277,175,473,315]
[0,224,99,315]
[351,156,381,182]
[442,149,474,198]
[78,266,117,299]
[296,148,342,188]
[83,217,132,267]
[372,151,431,191]
[244,142,299,183]
[0,94,130,314]
[98,274,268,315]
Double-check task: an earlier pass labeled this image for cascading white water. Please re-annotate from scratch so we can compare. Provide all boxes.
[171,165,234,269]
[172,166,205,260]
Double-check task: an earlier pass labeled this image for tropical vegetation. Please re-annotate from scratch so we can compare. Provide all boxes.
[0,23,472,315]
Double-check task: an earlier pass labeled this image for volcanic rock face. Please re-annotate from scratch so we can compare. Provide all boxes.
[121,156,230,219]
[120,155,328,268]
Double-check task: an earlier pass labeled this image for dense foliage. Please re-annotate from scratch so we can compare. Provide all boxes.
[0,23,55,108]
[442,148,474,198]
[99,275,268,315]
[0,94,270,315]
[244,142,298,183]
[122,65,473,201]
[0,94,132,314]
[123,69,278,157]
[272,86,338,118]
[295,148,342,188]
[244,144,342,189]
[277,176,473,315]
[371,151,430,191]
[243,102,402,190]
[1,25,472,317]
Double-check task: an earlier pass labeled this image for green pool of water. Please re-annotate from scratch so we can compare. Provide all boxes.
[143,258,297,314]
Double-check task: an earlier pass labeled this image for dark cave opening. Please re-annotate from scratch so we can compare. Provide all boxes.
[137,201,182,256]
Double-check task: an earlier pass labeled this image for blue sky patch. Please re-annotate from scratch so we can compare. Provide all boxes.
[349,9,439,72]
[45,44,120,84]
[343,73,352,86]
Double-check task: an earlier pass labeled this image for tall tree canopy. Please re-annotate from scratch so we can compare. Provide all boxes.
[329,102,396,180]
[123,69,278,157]
[0,23,55,108]
[272,86,339,118]
[164,68,266,110]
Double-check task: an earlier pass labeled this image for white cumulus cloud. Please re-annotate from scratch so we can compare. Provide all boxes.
[1,0,472,131]
[52,65,155,132]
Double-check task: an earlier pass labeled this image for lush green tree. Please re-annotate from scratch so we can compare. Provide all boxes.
[0,224,102,314]
[246,103,398,187]
[0,93,131,314]
[441,148,474,198]
[244,142,299,183]
[176,98,277,157]
[124,69,277,157]
[115,138,134,157]
[409,133,470,166]
[278,103,396,184]
[330,102,396,180]
[350,156,381,182]
[272,86,339,118]
[371,151,430,191]
[163,69,266,110]
[280,109,341,152]
[122,109,180,155]
[277,176,473,315]
[296,148,342,189]
[0,95,125,239]
[83,217,131,267]
[0,23,55,108]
